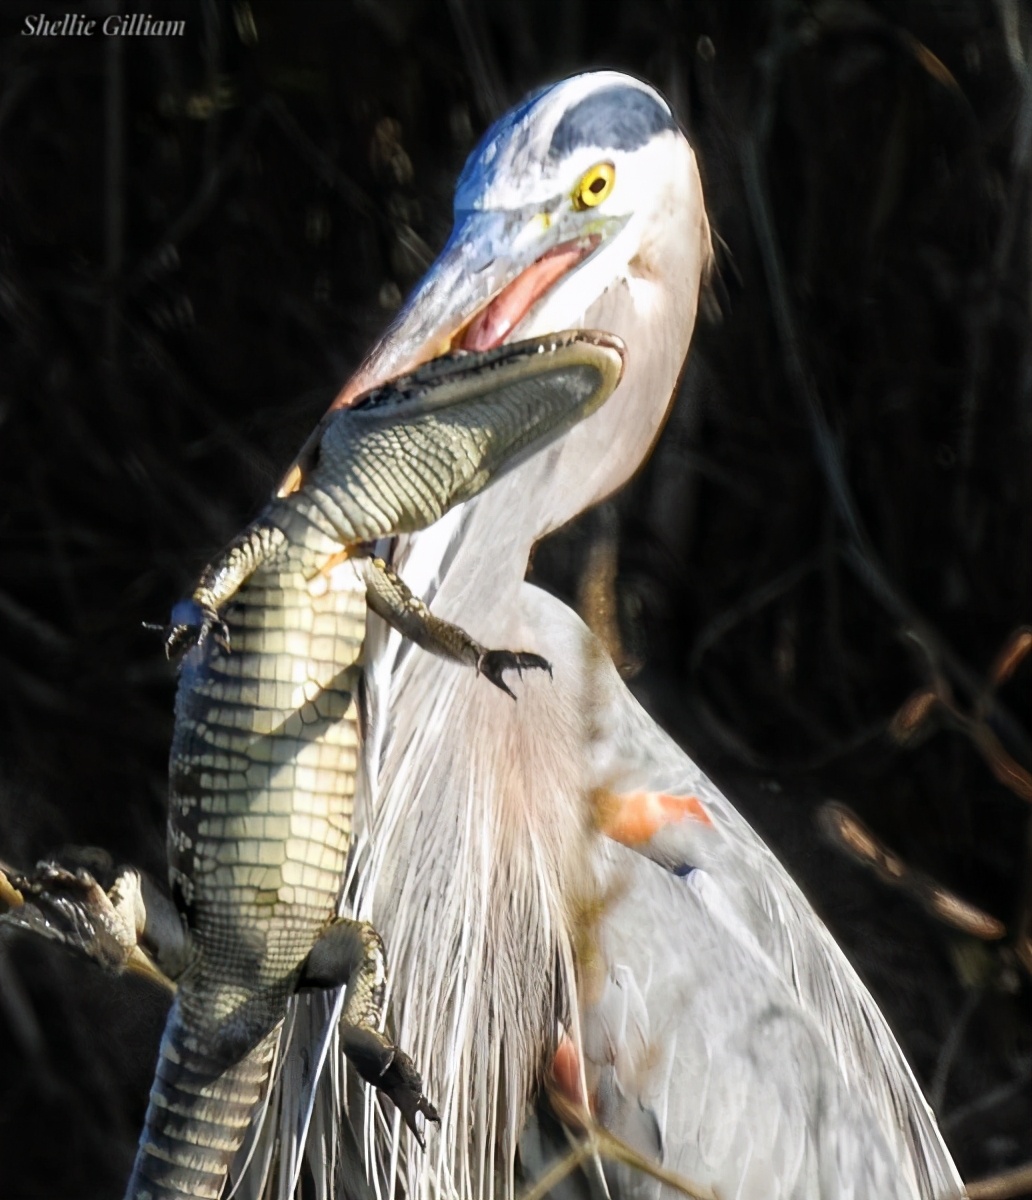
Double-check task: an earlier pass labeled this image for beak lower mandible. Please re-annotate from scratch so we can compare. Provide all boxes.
[277,207,610,498]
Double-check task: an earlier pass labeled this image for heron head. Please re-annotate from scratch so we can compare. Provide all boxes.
[303,71,712,539]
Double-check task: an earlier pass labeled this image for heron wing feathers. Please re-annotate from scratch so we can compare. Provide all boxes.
[587,849,923,1200]
[518,584,963,1200]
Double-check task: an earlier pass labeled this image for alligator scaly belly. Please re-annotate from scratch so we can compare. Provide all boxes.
[169,549,365,981]
[129,551,368,1199]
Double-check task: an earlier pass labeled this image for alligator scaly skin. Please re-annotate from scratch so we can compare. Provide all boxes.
[124,332,627,1199]
[128,526,372,1199]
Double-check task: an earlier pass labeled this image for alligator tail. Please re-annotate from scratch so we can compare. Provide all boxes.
[123,1008,278,1200]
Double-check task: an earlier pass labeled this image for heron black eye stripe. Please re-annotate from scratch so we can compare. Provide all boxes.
[548,85,676,159]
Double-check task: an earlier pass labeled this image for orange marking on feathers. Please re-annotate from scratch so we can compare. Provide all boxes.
[602,790,712,846]
[279,463,303,497]
[551,1037,587,1109]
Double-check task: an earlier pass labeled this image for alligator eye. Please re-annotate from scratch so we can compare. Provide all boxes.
[574,162,616,210]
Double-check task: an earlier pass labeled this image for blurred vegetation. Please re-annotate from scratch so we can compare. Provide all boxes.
[0,1,1029,1196]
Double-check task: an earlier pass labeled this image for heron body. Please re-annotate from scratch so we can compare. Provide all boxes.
[261,72,963,1200]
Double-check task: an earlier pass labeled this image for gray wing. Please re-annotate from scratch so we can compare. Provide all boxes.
[585,845,918,1200]
[526,580,963,1200]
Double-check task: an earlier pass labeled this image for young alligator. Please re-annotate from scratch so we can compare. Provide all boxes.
[125,331,625,1200]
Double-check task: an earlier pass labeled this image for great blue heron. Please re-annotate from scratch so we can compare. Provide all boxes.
[250,71,963,1200]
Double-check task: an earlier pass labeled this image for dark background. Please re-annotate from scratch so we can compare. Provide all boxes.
[0,1,1029,1197]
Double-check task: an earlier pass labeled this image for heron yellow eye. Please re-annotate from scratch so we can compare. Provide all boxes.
[573,162,616,210]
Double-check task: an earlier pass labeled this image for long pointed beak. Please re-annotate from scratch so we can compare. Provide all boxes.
[278,208,623,496]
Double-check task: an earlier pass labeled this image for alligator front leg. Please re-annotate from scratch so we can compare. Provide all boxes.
[363,555,550,699]
[164,520,290,656]
[299,916,440,1145]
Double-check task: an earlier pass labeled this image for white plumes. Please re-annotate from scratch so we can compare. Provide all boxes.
[348,586,603,1200]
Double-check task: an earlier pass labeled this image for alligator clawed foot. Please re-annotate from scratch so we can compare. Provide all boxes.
[373,1046,440,1148]
[163,598,230,659]
[202,614,231,653]
[477,650,552,699]
[2,855,142,973]
[343,1027,439,1148]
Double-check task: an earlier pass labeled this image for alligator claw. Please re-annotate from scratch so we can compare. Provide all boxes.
[164,624,192,660]
[201,614,231,653]
[4,857,133,971]
[162,598,230,658]
[373,1046,440,1148]
[343,1027,439,1147]
[477,650,552,699]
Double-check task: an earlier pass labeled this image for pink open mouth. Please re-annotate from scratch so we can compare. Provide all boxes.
[278,234,601,496]
[458,234,600,352]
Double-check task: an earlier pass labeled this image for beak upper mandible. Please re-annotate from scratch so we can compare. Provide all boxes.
[277,208,608,497]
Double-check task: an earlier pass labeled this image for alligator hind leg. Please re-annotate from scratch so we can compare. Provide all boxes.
[364,555,550,698]
[299,917,440,1144]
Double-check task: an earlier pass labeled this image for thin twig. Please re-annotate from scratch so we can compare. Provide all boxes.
[523,1092,717,1200]
[103,8,124,377]
[929,987,983,1112]
[690,556,818,672]
[521,1125,717,1200]
[942,1066,1032,1135]
[126,99,270,293]
[519,1138,597,1200]
[889,635,1032,803]
[955,4,1032,519]
[1015,804,1032,975]
[966,1161,1032,1200]
[819,802,1007,942]
[264,96,376,219]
